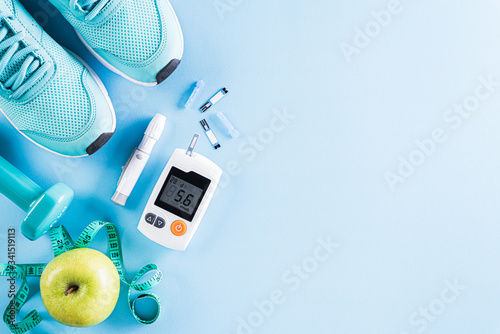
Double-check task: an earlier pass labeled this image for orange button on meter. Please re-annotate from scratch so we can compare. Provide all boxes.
[170,220,187,236]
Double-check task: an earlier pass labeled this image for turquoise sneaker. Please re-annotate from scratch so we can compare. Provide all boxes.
[48,0,184,86]
[0,0,115,157]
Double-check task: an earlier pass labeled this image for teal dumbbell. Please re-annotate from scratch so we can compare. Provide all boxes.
[0,155,74,240]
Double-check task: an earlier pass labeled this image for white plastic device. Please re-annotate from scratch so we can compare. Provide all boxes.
[112,114,166,206]
[138,136,222,251]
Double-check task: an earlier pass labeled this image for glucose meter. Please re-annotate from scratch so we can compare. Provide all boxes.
[138,134,222,250]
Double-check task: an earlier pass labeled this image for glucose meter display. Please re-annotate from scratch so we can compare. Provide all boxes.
[155,167,211,221]
[160,176,203,211]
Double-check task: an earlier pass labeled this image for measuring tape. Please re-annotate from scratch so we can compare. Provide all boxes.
[1,221,163,333]
[0,263,44,333]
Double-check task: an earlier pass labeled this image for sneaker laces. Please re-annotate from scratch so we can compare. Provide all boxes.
[70,0,110,21]
[0,14,52,100]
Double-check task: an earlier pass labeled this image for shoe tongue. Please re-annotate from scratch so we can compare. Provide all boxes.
[76,0,99,13]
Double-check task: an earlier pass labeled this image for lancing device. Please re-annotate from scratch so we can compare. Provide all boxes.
[112,114,166,206]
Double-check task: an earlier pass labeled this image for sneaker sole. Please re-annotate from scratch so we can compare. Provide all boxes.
[73,0,184,86]
[0,51,116,158]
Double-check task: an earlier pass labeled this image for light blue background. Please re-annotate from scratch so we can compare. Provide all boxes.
[1,0,500,333]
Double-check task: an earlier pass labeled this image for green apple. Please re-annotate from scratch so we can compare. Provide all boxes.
[40,248,120,327]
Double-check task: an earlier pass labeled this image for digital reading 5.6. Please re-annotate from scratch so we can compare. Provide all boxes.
[159,175,204,214]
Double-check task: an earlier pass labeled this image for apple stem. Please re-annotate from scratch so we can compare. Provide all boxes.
[65,285,79,296]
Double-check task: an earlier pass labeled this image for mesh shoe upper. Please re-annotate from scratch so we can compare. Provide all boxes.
[49,0,183,84]
[68,0,163,64]
[0,0,115,156]
[2,35,93,141]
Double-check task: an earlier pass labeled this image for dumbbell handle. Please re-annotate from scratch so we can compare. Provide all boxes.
[0,156,44,211]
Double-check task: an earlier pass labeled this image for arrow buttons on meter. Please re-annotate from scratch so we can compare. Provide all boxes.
[154,217,166,229]
[145,213,156,225]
